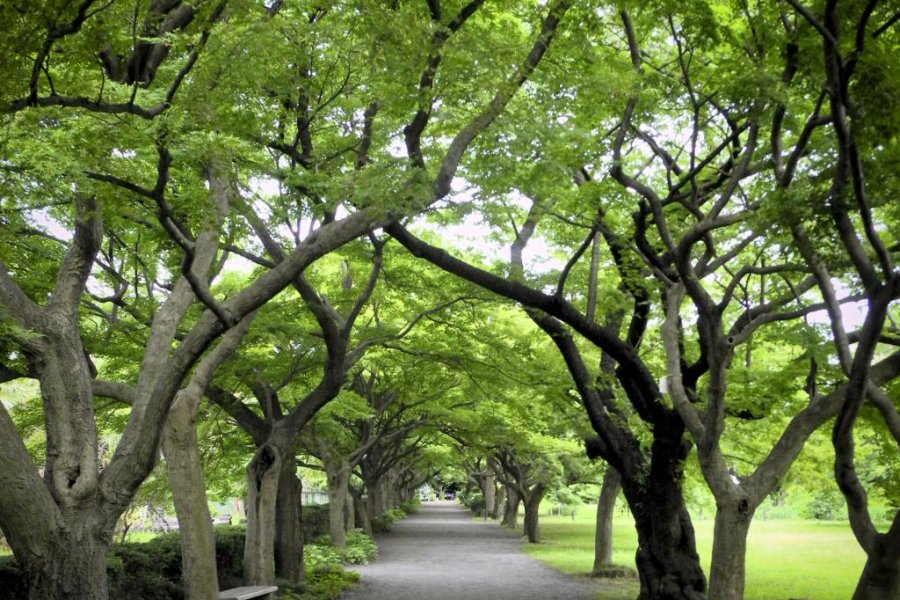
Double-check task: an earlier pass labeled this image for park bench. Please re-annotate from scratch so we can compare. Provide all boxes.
[218,585,278,600]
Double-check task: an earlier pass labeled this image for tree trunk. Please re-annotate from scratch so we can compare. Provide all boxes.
[350,487,372,535]
[327,462,351,548]
[274,456,304,584]
[243,444,282,586]
[482,474,496,518]
[593,468,621,574]
[620,450,707,600]
[522,484,547,543]
[707,499,754,600]
[501,487,520,528]
[366,476,384,519]
[493,485,504,520]
[162,391,218,600]
[852,531,900,600]
[21,515,109,600]
[344,490,356,531]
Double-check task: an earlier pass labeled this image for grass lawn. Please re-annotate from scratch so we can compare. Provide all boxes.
[522,509,866,600]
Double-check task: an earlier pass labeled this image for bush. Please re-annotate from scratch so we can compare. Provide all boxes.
[803,490,846,521]
[0,514,330,600]
[343,530,377,565]
[399,498,420,514]
[464,492,486,514]
[371,507,407,533]
[301,505,330,541]
[279,534,364,600]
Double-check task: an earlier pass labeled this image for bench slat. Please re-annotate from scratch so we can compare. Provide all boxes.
[218,585,278,600]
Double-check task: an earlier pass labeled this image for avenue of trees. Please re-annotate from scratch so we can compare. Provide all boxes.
[0,1,898,600]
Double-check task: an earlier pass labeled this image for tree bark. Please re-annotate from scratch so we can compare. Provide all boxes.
[162,391,218,600]
[326,461,352,548]
[351,487,372,535]
[592,468,621,574]
[522,484,548,543]
[851,523,900,600]
[23,515,110,600]
[493,485,504,520]
[482,473,496,518]
[620,440,706,600]
[707,499,754,600]
[501,487,520,528]
[345,490,356,530]
[243,444,282,587]
[274,456,304,584]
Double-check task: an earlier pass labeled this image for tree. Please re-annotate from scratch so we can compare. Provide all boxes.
[779,2,900,597]
[0,1,570,597]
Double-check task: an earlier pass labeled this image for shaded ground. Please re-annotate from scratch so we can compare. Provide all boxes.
[343,501,599,600]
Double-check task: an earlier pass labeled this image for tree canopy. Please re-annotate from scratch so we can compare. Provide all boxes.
[1,2,899,600]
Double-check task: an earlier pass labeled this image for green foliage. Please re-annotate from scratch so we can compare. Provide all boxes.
[462,491,486,514]
[308,529,377,566]
[398,498,421,515]
[372,507,408,533]
[343,530,378,566]
[276,565,360,600]
[284,532,368,600]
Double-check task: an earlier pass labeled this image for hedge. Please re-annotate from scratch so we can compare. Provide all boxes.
[0,504,330,600]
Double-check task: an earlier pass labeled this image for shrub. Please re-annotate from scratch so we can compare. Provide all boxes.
[372,506,408,533]
[0,508,339,600]
[803,490,846,521]
[399,498,420,514]
[343,530,377,565]
[464,492,486,514]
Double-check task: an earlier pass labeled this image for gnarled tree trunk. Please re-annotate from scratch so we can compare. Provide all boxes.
[620,437,706,600]
[21,512,110,600]
[522,483,548,543]
[244,443,283,587]
[326,461,352,548]
[162,391,218,600]
[275,456,304,584]
[493,485,504,520]
[501,487,520,529]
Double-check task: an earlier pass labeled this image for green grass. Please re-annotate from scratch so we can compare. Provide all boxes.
[522,508,866,600]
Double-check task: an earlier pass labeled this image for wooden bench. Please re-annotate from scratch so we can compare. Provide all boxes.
[218,585,278,600]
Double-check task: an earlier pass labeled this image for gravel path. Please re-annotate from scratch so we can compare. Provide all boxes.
[343,501,599,600]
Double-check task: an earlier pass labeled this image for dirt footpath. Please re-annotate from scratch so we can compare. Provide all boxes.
[342,501,599,600]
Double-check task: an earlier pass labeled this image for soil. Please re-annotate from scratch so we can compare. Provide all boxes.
[342,501,600,600]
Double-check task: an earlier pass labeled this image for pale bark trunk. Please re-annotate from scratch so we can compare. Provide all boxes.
[501,487,520,528]
[366,476,384,519]
[352,489,372,535]
[344,491,356,531]
[493,486,505,520]
[274,457,303,584]
[162,391,218,600]
[243,444,282,586]
[327,463,351,548]
[592,468,621,574]
[522,484,547,543]
[482,474,496,518]
[25,518,109,600]
[707,500,753,600]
